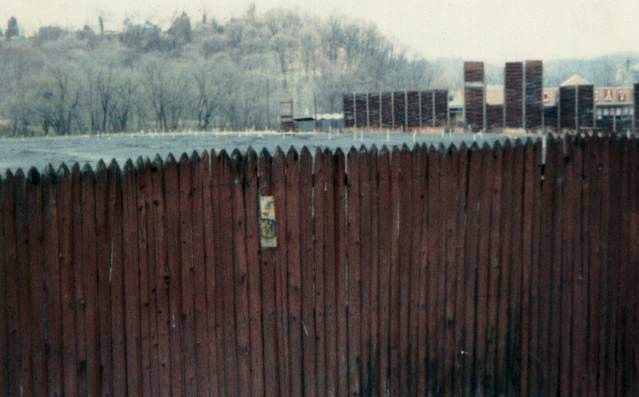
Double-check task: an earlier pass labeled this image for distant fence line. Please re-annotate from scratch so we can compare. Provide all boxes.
[1,135,639,396]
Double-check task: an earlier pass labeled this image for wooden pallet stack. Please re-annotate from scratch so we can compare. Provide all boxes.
[355,94,368,128]
[486,104,504,130]
[420,91,434,127]
[577,85,594,130]
[505,62,524,128]
[368,93,381,128]
[464,61,485,132]
[343,94,355,128]
[393,91,407,130]
[406,91,421,128]
[525,60,544,129]
[381,92,394,128]
[544,105,559,131]
[559,86,577,130]
[434,90,449,128]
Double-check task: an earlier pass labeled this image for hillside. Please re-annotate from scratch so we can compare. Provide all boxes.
[0,9,436,135]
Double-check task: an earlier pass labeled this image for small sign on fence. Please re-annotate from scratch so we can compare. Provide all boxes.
[259,195,277,248]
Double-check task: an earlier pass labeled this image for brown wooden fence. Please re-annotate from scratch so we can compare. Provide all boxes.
[1,135,638,396]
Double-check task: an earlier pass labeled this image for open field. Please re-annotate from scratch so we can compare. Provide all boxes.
[0,130,531,173]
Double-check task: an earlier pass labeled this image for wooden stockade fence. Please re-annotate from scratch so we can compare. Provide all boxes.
[1,135,639,396]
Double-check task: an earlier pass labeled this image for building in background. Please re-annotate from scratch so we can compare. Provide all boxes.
[594,87,634,132]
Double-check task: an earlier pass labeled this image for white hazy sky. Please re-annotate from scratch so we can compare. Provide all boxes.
[1,0,638,63]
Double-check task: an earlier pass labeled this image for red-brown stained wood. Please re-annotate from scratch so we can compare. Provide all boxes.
[507,141,525,397]
[461,144,482,397]
[397,146,412,397]
[485,143,503,397]
[416,144,431,397]
[95,161,113,397]
[244,148,264,397]
[388,146,402,397]
[571,137,587,397]
[452,144,470,397]
[299,147,316,397]
[285,148,304,397]
[335,149,349,397]
[496,141,513,396]
[151,157,172,397]
[201,151,221,397]
[323,148,338,397]
[259,149,281,397]
[367,146,381,397]
[548,137,564,397]
[408,145,426,396]
[358,146,373,396]
[0,176,5,397]
[3,171,21,397]
[474,145,494,396]
[123,161,142,397]
[377,146,391,396]
[218,151,239,397]
[58,165,79,397]
[81,165,100,397]
[178,154,198,397]
[425,146,442,396]
[230,150,251,397]
[346,147,362,396]
[71,165,87,397]
[137,159,153,397]
[272,148,291,397]
[164,155,185,397]
[190,153,212,397]
[313,149,327,397]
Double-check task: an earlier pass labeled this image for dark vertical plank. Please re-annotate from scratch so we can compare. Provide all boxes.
[258,149,280,396]
[323,148,338,397]
[388,146,402,397]
[299,147,316,397]
[123,160,142,397]
[0,175,5,397]
[165,155,185,397]
[425,146,443,397]
[14,170,32,397]
[571,137,587,397]
[367,146,381,396]
[201,151,221,397]
[461,144,482,397]
[506,141,525,397]
[397,146,412,397]
[411,145,430,396]
[358,146,373,397]
[285,148,304,397]
[58,165,78,397]
[377,147,392,396]
[485,143,503,397]
[95,161,114,397]
[218,151,239,397]
[347,148,362,396]
[335,149,349,397]
[244,148,265,397]
[81,165,99,397]
[272,148,291,397]
[474,145,494,396]
[191,153,212,397]
[313,149,327,397]
[71,165,87,397]
[137,159,154,397]
[178,154,198,397]
[452,144,470,397]
[230,150,251,397]
[496,141,513,396]
[548,137,564,397]
[151,156,172,397]
[3,171,20,396]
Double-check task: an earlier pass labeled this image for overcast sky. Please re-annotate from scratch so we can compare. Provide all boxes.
[1,0,637,63]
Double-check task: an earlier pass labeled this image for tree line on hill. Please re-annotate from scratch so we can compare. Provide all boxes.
[0,8,438,136]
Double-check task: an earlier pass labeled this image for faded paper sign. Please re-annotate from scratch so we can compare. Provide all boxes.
[259,195,277,248]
